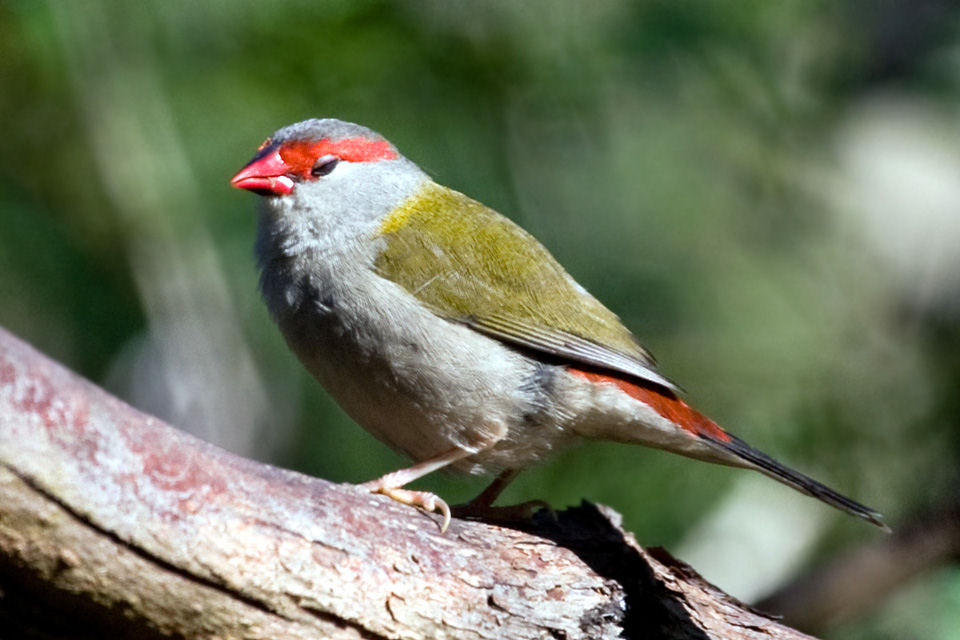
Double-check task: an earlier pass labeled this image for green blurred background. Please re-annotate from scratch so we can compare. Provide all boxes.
[2,1,959,637]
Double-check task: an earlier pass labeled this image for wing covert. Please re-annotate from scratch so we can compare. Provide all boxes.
[374,182,678,392]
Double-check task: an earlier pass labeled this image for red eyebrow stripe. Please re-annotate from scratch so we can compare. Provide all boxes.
[316,138,397,162]
[278,137,397,174]
[570,368,732,442]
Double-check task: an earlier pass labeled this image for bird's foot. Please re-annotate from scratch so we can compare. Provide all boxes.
[452,499,553,524]
[361,480,452,533]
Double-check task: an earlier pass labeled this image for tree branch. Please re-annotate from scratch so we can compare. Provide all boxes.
[0,327,815,639]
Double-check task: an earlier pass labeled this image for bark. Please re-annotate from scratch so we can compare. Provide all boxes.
[0,327,815,640]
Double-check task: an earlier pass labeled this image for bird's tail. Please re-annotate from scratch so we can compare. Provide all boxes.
[567,368,889,530]
[700,431,890,532]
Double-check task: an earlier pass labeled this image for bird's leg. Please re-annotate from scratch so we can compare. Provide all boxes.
[465,469,521,508]
[360,447,475,533]
[453,469,551,523]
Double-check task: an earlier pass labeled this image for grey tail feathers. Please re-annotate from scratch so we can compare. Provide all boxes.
[704,433,890,532]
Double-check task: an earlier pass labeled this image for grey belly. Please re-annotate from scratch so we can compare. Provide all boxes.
[276,297,575,475]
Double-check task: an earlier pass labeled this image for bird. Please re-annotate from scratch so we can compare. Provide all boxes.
[231,118,887,533]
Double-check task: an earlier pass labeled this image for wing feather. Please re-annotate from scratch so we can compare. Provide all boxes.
[374,182,678,392]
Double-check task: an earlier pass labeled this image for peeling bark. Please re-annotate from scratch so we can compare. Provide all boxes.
[0,327,815,639]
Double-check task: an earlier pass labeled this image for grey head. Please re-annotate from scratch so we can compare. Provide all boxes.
[232,118,430,318]
[268,118,390,148]
[233,117,428,234]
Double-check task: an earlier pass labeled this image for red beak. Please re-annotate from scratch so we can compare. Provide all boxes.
[231,148,296,196]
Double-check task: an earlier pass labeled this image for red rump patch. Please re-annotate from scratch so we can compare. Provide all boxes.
[279,137,396,172]
[570,369,732,442]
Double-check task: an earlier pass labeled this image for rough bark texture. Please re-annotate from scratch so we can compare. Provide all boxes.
[0,327,816,639]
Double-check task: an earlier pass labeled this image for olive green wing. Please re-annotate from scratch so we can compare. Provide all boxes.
[374,182,678,392]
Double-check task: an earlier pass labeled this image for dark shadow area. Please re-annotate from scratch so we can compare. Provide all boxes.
[0,546,170,640]
[513,502,712,640]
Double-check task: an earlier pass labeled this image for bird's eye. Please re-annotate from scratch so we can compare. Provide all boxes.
[311,155,339,178]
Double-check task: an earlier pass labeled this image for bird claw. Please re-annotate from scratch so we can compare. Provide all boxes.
[361,481,452,533]
[452,499,553,524]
